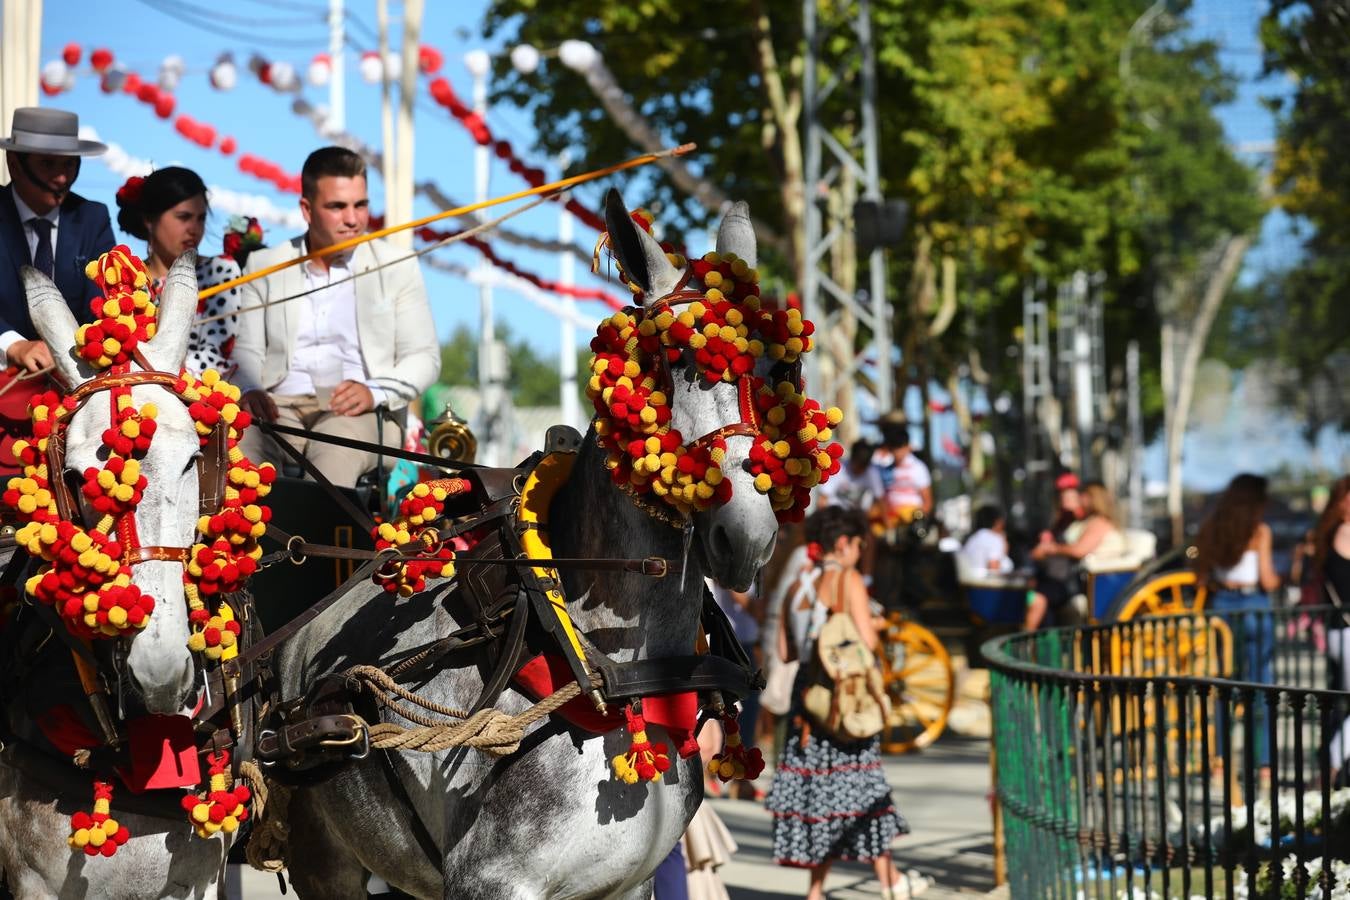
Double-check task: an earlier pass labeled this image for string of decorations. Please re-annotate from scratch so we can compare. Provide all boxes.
[424,75,606,233]
[410,222,623,310]
[81,126,306,230]
[42,47,301,194]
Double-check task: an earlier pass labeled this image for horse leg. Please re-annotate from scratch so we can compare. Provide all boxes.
[282,789,370,900]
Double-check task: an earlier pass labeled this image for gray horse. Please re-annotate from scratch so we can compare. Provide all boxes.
[0,255,238,898]
[271,192,778,899]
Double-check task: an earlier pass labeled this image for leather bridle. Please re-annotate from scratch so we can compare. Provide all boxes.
[630,282,763,457]
[44,355,230,570]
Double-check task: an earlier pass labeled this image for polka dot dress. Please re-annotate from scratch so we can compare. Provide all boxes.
[766,698,909,868]
[150,255,241,378]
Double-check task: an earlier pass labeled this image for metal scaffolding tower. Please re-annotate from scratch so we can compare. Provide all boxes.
[801,0,894,414]
[1022,284,1053,527]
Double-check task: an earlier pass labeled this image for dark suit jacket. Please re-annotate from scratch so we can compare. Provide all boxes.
[0,184,116,340]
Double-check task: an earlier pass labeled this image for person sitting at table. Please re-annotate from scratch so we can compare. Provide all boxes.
[234,146,440,488]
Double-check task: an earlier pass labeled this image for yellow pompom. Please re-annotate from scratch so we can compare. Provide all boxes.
[753,473,773,492]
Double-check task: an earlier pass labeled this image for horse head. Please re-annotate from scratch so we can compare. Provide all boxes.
[601,190,779,590]
[24,254,203,715]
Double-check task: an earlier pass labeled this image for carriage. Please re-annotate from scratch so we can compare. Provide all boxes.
[0,190,843,899]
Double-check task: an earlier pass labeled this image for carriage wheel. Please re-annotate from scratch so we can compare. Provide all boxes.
[878,616,955,754]
[1111,570,1208,621]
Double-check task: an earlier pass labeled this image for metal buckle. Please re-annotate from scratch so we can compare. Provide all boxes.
[642,557,669,578]
[318,715,370,759]
[257,728,279,766]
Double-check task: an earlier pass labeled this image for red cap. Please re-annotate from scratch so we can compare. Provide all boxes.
[1055,473,1080,491]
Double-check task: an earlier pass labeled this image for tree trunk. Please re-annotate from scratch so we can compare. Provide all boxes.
[828,170,860,446]
[1164,234,1252,545]
[750,0,804,278]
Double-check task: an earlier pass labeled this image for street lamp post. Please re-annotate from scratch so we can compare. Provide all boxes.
[464,50,503,465]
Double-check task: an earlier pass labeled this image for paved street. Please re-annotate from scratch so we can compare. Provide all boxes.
[708,737,995,900]
[236,735,997,898]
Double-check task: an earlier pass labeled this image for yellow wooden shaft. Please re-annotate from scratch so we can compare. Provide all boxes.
[198,144,696,301]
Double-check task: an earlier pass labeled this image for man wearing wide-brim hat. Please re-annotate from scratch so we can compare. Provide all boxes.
[0,107,115,374]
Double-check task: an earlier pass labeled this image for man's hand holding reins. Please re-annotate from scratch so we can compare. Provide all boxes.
[6,339,53,374]
[330,381,374,417]
[241,389,279,423]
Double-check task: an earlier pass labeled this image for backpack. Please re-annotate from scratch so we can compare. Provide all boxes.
[800,569,890,741]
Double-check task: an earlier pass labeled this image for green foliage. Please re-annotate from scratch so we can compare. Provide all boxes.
[480,0,1262,442]
[483,0,795,262]
[436,322,573,408]
[1240,1,1350,434]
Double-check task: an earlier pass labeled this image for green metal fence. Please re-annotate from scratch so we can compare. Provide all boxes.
[987,607,1350,900]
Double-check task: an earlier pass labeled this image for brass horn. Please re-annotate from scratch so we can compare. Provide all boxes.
[427,406,477,464]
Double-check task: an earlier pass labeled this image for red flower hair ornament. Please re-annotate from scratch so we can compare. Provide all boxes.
[115,176,145,209]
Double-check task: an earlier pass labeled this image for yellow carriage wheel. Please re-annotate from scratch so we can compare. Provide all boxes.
[1112,570,1208,621]
[878,616,955,754]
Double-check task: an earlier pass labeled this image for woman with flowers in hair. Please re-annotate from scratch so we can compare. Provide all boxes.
[115,168,244,376]
[767,505,928,899]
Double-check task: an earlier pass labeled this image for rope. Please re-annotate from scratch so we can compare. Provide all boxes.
[345,664,599,757]
[239,758,291,873]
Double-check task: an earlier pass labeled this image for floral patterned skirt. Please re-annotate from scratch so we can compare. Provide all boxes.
[765,715,909,867]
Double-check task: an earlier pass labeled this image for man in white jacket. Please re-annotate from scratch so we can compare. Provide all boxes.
[235,147,440,487]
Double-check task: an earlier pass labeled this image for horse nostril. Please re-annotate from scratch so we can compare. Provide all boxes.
[710,522,734,564]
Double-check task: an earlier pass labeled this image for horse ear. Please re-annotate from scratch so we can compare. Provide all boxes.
[716,201,756,267]
[602,188,682,304]
[141,250,197,373]
[23,267,94,389]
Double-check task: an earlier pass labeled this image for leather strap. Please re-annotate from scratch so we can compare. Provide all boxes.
[124,545,192,566]
[256,713,363,762]
[257,420,488,473]
[592,653,762,701]
[221,557,383,683]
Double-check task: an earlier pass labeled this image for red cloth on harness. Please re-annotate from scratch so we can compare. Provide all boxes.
[513,653,700,759]
[0,367,45,480]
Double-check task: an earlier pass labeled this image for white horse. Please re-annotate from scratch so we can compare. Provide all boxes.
[269,191,779,898]
[0,254,236,899]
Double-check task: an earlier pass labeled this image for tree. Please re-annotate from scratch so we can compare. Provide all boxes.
[436,322,567,408]
[1115,12,1265,542]
[481,1,1263,522]
[1237,1,1350,438]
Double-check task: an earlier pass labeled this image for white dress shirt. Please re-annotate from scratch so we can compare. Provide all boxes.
[960,528,1014,577]
[272,247,387,406]
[0,192,61,357]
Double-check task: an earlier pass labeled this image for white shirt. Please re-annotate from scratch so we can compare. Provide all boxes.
[272,247,387,406]
[961,528,1013,576]
[873,450,932,512]
[818,462,885,510]
[0,192,61,356]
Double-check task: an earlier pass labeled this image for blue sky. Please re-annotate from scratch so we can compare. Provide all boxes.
[33,0,1345,489]
[37,0,615,356]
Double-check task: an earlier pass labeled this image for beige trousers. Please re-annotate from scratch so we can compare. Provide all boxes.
[239,393,404,489]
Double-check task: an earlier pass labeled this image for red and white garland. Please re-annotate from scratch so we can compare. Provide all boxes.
[587,212,843,523]
[2,246,273,852]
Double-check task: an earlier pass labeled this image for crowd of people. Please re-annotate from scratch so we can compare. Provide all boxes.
[0,105,440,489]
